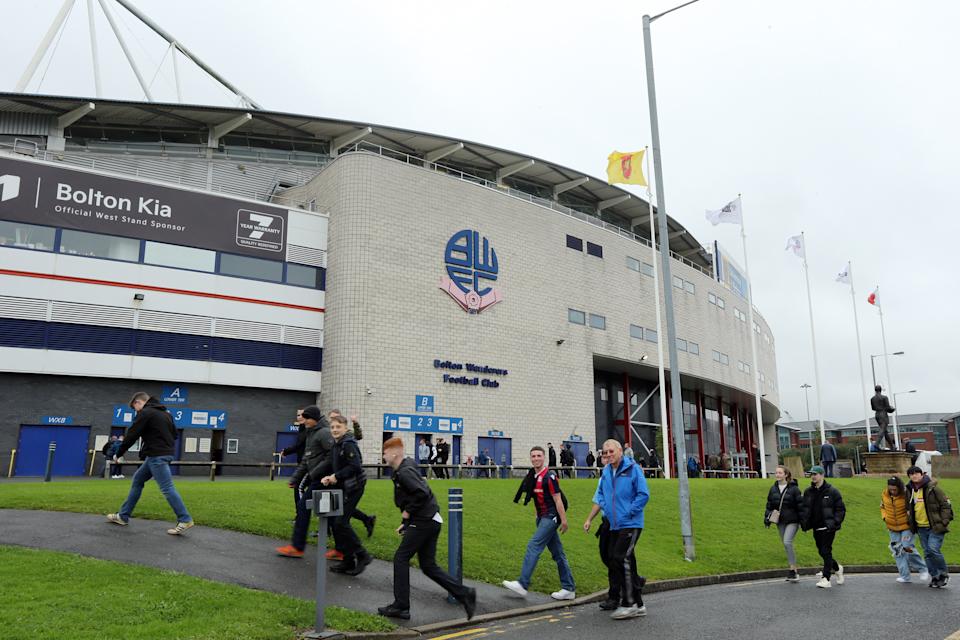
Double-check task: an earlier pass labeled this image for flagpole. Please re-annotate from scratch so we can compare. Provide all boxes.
[645,147,671,479]
[847,262,872,444]
[877,287,901,449]
[800,232,827,444]
[738,195,768,478]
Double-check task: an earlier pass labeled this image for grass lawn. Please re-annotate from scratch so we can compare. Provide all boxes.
[1,476,958,597]
[0,545,394,640]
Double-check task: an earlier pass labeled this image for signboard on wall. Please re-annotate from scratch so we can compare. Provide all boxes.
[713,240,749,300]
[415,395,434,413]
[161,386,188,405]
[111,405,227,429]
[383,413,463,435]
[0,156,288,259]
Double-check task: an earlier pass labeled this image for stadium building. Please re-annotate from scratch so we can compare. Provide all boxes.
[0,93,781,478]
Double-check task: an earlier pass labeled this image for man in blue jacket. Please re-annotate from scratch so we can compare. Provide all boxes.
[583,439,649,620]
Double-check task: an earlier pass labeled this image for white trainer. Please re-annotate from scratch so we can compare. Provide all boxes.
[918,571,931,582]
[166,521,194,535]
[896,577,911,583]
[502,580,527,597]
[550,589,576,601]
[816,577,831,589]
[835,564,844,585]
[611,605,640,620]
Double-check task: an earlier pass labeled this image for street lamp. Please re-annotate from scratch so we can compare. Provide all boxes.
[643,0,704,562]
[893,389,917,406]
[870,351,904,389]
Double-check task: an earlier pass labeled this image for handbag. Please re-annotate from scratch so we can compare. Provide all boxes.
[768,485,788,524]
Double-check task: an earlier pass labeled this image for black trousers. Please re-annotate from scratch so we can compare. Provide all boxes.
[292,479,320,551]
[330,488,366,560]
[607,527,643,606]
[823,461,835,478]
[813,529,840,578]
[393,518,468,609]
[353,508,372,526]
[597,519,620,602]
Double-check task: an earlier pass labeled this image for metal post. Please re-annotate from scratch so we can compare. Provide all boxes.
[43,441,56,482]
[846,262,872,444]
[15,0,74,92]
[738,201,768,478]
[643,12,694,561]
[97,0,154,101]
[86,0,102,97]
[305,490,343,640]
[447,488,464,603]
[800,232,827,444]
[878,297,901,449]
[8,449,16,478]
[870,355,878,389]
[209,461,217,481]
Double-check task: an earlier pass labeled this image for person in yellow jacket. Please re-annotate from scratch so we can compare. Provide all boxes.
[882,476,929,583]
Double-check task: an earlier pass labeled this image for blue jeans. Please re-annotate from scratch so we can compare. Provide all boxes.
[518,515,575,591]
[888,529,926,579]
[917,528,949,579]
[118,456,192,523]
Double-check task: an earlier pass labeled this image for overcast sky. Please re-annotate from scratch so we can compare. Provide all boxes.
[2,0,957,425]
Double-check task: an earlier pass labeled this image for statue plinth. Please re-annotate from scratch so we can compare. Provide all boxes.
[864,451,913,475]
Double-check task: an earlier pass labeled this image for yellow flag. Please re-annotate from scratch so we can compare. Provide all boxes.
[606,150,647,186]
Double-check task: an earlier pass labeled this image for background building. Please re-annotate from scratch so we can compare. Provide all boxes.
[0,94,780,477]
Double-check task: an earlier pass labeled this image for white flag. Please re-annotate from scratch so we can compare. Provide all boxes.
[785,235,805,258]
[705,197,743,226]
[835,262,851,284]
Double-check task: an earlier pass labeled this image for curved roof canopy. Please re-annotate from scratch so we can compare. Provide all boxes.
[0,92,710,269]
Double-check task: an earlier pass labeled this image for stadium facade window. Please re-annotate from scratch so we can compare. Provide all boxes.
[219,253,284,282]
[716,295,725,309]
[0,220,56,251]
[59,229,140,262]
[285,263,323,289]
[144,241,216,272]
[673,275,683,289]
[626,256,641,272]
[684,280,695,294]
[688,341,700,355]
[720,353,729,365]
[568,308,586,325]
[708,292,717,304]
[588,313,606,330]
[677,338,687,352]
[566,235,583,251]
[645,328,658,343]
[641,262,655,277]
[629,324,644,340]
[586,242,603,258]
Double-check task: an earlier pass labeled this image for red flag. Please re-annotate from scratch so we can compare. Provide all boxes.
[867,288,879,305]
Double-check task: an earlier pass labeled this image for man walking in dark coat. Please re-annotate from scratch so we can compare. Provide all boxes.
[819,440,837,478]
[107,392,193,535]
[279,407,307,512]
[871,385,897,450]
[378,437,476,621]
[800,465,846,588]
[320,414,372,576]
[548,443,557,468]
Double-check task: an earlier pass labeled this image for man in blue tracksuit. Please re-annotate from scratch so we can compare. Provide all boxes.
[583,439,649,620]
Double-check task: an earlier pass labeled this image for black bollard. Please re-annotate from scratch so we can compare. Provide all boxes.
[43,441,56,482]
[446,487,463,603]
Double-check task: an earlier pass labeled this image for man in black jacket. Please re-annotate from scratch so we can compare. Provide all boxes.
[320,414,372,576]
[329,410,376,539]
[276,405,334,558]
[107,392,193,535]
[378,437,476,621]
[279,408,307,514]
[548,443,557,468]
[800,465,846,588]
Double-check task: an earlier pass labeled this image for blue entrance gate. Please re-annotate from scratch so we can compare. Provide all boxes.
[15,425,91,477]
[275,431,300,477]
[563,440,590,478]
[477,436,512,479]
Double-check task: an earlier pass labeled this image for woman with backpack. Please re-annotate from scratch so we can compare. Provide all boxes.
[881,476,930,583]
[765,465,803,582]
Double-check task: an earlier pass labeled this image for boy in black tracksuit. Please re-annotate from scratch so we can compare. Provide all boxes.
[320,414,372,575]
[800,465,846,588]
[378,436,476,621]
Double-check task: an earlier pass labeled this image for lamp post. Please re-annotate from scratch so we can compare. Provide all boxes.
[800,383,813,466]
[870,351,904,389]
[893,389,916,409]
[642,0,704,562]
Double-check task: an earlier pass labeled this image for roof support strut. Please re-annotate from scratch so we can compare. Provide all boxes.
[553,176,589,198]
[597,194,630,214]
[330,126,373,156]
[208,113,252,148]
[424,142,463,164]
[496,159,534,183]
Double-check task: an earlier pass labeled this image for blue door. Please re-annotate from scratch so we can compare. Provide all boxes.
[275,432,300,477]
[563,441,589,478]
[451,435,461,478]
[15,425,91,477]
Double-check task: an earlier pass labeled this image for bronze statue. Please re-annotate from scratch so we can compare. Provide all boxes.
[870,385,896,450]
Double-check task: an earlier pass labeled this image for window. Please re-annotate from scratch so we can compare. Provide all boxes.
[740,361,751,374]
[688,341,699,355]
[626,256,641,272]
[673,275,683,289]
[586,242,603,258]
[588,313,606,329]
[720,353,729,365]
[753,322,761,334]
[645,328,658,343]
[568,308,586,325]
[630,324,644,340]
[684,280,695,294]
[708,292,717,304]
[144,241,216,272]
[566,235,583,251]
[286,263,323,288]
[641,262,655,277]
[760,372,766,383]
[0,220,55,251]
[713,350,722,363]
[737,361,744,372]
[59,230,139,262]
[600,387,608,401]
[219,253,283,282]
[716,296,725,309]
[676,338,687,352]
[734,308,746,322]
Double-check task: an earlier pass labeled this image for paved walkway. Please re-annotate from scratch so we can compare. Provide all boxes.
[425,573,960,640]
[0,509,551,628]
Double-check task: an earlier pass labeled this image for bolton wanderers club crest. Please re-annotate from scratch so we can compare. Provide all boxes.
[439,229,503,314]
